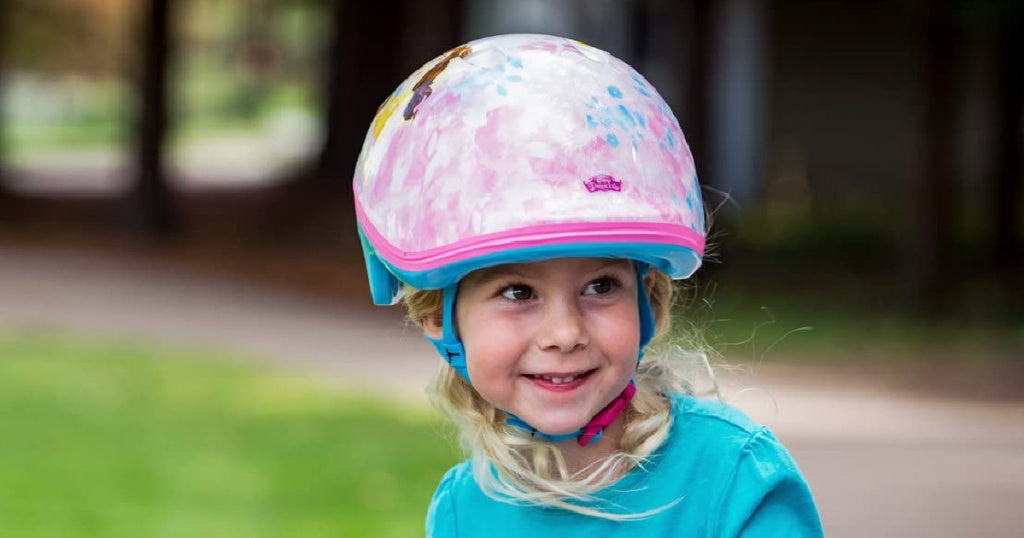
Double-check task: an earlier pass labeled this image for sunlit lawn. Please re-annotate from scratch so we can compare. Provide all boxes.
[0,329,460,538]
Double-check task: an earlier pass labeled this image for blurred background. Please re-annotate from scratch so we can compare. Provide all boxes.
[0,0,1021,536]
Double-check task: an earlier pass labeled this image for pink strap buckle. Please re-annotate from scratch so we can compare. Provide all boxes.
[577,382,637,446]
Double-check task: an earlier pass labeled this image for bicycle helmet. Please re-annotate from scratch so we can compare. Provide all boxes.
[353,34,705,445]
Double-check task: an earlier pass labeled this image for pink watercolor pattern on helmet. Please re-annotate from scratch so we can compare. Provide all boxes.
[354,34,703,261]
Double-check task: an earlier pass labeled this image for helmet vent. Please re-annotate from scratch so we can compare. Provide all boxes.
[465,47,507,69]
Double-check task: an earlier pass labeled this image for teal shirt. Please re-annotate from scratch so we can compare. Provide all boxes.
[427,395,823,537]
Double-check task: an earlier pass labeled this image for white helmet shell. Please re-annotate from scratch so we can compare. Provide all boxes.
[354,34,705,304]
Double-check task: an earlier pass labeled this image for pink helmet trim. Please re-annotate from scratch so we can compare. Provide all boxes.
[355,197,705,273]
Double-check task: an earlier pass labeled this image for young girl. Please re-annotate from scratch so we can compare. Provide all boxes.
[353,34,822,536]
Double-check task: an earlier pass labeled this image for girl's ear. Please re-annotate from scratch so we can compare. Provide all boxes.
[421,311,444,340]
[643,270,655,295]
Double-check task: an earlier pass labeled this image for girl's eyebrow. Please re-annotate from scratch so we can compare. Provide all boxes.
[468,260,632,287]
[466,267,527,287]
[586,260,634,276]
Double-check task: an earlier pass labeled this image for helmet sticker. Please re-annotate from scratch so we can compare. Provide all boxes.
[404,45,472,120]
[583,174,622,193]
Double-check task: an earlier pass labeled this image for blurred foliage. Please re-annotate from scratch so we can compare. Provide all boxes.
[1,0,326,160]
[676,278,1024,363]
[0,329,460,538]
[666,197,1024,377]
[1,0,328,77]
[3,78,128,155]
[176,0,327,123]
[4,0,132,76]
[957,0,1024,27]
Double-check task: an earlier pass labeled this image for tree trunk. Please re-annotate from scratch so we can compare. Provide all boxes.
[314,0,408,201]
[125,0,178,237]
[398,0,465,76]
[992,20,1023,272]
[628,0,650,69]
[907,2,956,307]
[681,0,714,184]
[0,0,9,205]
[316,0,467,190]
[257,0,464,248]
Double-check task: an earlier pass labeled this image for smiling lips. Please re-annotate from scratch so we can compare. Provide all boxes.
[525,369,596,391]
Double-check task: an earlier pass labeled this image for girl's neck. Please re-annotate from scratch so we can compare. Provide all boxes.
[554,413,628,479]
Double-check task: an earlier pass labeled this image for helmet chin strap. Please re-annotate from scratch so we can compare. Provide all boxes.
[427,283,470,381]
[427,263,655,446]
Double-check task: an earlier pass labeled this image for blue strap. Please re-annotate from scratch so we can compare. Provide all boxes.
[636,262,655,363]
[426,283,470,383]
[504,413,582,443]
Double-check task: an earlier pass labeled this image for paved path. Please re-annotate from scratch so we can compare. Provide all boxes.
[2,244,1022,536]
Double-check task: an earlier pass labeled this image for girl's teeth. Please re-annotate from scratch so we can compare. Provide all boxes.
[539,374,577,384]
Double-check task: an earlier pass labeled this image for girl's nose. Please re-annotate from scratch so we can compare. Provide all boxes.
[536,299,589,353]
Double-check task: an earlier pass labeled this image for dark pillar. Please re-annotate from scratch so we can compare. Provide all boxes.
[315,0,408,200]
[908,1,956,306]
[125,0,178,237]
[0,0,9,206]
[991,18,1023,272]
[682,0,714,183]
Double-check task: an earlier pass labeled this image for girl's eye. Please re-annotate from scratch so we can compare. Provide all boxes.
[500,285,534,301]
[584,277,616,295]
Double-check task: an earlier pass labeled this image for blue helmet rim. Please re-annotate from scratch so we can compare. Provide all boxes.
[359,225,702,305]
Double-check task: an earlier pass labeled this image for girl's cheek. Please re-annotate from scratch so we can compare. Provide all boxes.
[597,305,642,345]
[463,309,526,345]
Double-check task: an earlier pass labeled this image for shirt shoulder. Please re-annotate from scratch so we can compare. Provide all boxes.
[670,393,764,435]
[656,394,768,469]
[664,395,823,537]
[426,461,472,538]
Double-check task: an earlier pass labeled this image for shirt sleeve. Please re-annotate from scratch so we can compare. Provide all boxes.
[710,427,824,538]
[426,467,459,538]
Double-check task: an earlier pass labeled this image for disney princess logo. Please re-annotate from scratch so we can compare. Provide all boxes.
[583,174,622,193]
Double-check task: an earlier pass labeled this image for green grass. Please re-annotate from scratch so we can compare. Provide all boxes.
[0,329,461,538]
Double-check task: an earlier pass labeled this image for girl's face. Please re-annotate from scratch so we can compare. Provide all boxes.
[450,257,642,436]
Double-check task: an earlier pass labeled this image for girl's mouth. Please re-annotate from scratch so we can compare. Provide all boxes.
[524,369,596,392]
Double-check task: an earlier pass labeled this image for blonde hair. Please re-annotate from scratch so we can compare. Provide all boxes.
[404,267,715,519]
